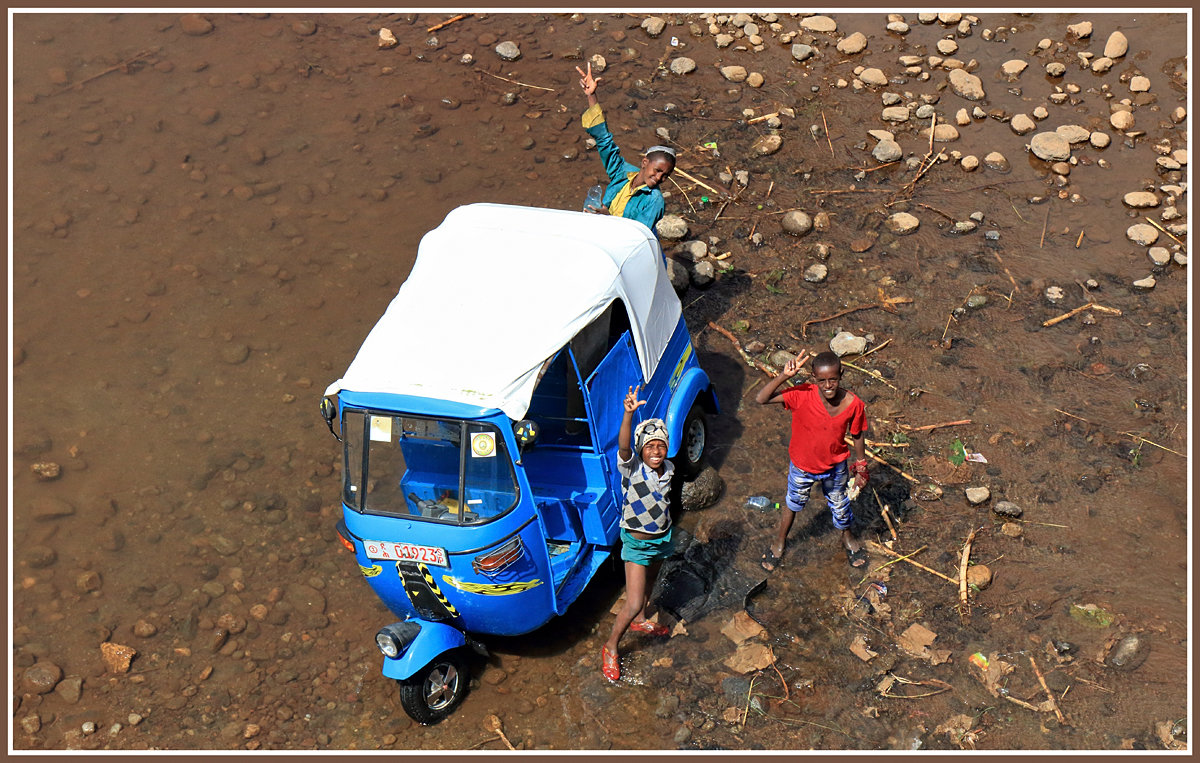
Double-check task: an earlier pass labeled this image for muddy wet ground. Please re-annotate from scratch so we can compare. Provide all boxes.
[10,11,1189,751]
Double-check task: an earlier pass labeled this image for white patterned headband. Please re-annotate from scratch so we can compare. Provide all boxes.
[644,145,676,159]
[634,418,669,450]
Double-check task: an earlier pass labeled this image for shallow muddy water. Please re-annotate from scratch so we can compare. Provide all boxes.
[11,11,1188,751]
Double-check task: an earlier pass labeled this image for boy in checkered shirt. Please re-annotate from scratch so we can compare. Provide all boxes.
[601,385,674,682]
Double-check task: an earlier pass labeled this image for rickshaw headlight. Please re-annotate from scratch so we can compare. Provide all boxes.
[375,621,421,659]
[376,631,400,658]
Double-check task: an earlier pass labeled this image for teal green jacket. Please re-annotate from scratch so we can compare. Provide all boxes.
[582,104,666,234]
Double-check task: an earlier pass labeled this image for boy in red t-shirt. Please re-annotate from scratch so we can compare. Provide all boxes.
[755,350,869,571]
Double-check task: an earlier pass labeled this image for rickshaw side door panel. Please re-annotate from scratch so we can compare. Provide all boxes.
[583,332,641,544]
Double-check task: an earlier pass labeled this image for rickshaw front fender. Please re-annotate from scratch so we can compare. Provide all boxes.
[664,367,718,457]
[380,619,467,681]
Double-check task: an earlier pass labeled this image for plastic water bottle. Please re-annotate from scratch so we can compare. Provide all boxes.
[583,184,604,211]
[746,496,777,510]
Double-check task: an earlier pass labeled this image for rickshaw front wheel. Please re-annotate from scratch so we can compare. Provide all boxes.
[676,403,708,479]
[399,652,469,724]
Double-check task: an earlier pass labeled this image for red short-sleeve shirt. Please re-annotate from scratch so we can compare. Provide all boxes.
[780,383,867,473]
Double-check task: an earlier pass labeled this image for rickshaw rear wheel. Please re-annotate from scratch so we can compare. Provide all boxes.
[398,652,469,724]
[676,403,708,479]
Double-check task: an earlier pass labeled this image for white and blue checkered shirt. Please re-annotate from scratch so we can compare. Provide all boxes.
[617,452,674,535]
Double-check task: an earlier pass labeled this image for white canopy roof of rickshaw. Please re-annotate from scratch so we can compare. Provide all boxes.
[324,203,682,421]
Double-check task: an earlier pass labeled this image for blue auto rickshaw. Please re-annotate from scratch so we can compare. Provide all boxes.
[320,203,718,723]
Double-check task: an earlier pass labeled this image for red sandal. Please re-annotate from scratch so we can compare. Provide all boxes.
[601,645,620,682]
[630,619,670,637]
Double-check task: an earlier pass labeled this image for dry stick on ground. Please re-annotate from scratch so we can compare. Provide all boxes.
[853,161,901,173]
[713,199,731,223]
[991,249,1020,293]
[899,419,972,432]
[867,541,958,584]
[856,545,930,585]
[843,360,897,390]
[864,448,919,483]
[958,528,979,613]
[1075,230,1085,248]
[1054,408,1187,458]
[765,179,775,200]
[482,715,516,750]
[872,488,899,542]
[821,110,835,158]
[914,202,958,223]
[1143,216,1187,250]
[1030,656,1068,724]
[1042,302,1122,328]
[1005,694,1043,712]
[770,662,790,707]
[426,13,471,32]
[806,188,893,194]
[800,304,879,338]
[1039,206,1051,248]
[707,322,780,377]
[858,338,892,360]
[49,47,160,97]
[477,70,556,91]
[673,168,724,197]
[940,314,956,342]
[746,111,780,125]
[669,176,696,215]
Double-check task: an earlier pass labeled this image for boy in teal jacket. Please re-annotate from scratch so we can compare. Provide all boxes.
[576,62,676,234]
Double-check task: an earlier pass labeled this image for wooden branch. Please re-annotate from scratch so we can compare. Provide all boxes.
[1143,217,1186,250]
[746,111,780,125]
[958,528,979,609]
[1004,694,1043,712]
[673,168,723,197]
[800,304,878,338]
[991,249,1019,293]
[1054,408,1186,458]
[426,13,471,32]
[821,110,834,158]
[706,322,779,378]
[1042,302,1122,328]
[843,360,898,390]
[872,489,899,542]
[48,47,160,97]
[477,70,556,91]
[1039,206,1050,248]
[866,541,957,584]
[1029,656,1067,724]
[668,176,696,215]
[858,338,892,360]
[864,449,919,483]
[900,419,972,433]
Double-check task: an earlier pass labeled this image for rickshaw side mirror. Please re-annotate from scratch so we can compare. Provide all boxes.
[513,419,539,451]
[320,397,342,441]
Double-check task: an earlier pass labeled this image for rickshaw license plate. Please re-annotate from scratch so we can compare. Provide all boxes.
[362,539,448,567]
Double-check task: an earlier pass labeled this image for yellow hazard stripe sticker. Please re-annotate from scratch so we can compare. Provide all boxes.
[418,563,460,617]
[359,564,382,577]
[441,577,544,596]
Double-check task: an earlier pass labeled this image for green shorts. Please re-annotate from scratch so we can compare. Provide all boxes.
[620,527,676,566]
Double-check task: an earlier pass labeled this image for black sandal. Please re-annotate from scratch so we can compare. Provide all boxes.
[761,547,782,573]
[845,546,869,569]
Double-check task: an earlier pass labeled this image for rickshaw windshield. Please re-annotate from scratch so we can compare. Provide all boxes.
[342,409,519,525]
